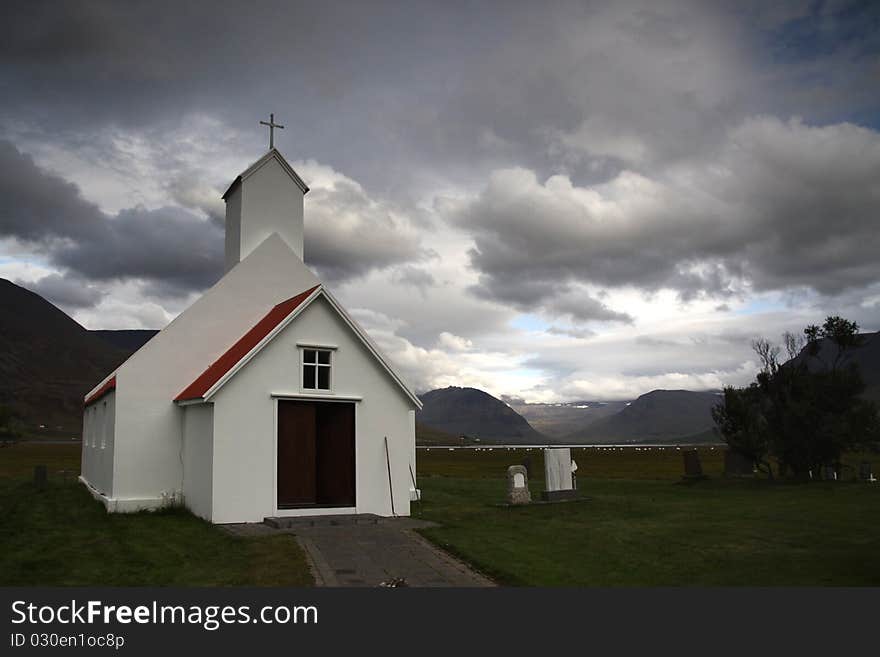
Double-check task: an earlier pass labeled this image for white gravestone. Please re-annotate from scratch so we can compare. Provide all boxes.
[542,447,579,501]
[506,465,531,505]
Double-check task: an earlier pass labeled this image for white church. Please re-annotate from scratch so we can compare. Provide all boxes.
[79,135,422,524]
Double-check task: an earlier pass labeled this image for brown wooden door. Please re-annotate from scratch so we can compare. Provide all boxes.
[316,403,356,506]
[277,400,356,508]
[277,401,316,507]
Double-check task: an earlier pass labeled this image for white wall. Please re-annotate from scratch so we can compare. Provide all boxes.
[182,404,214,521]
[109,235,319,507]
[80,390,116,497]
[210,295,417,523]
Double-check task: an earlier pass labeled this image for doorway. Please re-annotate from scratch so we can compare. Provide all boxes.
[276,400,356,508]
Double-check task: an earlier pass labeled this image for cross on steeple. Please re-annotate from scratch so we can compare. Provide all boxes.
[259,113,285,150]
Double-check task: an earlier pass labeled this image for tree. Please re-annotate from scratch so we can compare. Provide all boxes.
[711,385,773,478]
[804,316,862,370]
[714,316,879,478]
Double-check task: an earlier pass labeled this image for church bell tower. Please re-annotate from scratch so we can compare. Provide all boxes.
[222,116,309,271]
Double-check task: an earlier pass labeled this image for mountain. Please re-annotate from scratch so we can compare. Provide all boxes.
[566,389,722,443]
[415,422,460,446]
[0,279,132,438]
[506,398,630,439]
[90,329,158,352]
[417,386,545,444]
[787,332,880,401]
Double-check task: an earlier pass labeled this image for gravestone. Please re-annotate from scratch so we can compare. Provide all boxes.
[682,450,706,480]
[724,450,754,477]
[506,465,531,505]
[859,462,875,482]
[542,448,578,501]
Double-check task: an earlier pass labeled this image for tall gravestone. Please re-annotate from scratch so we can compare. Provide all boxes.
[542,448,578,501]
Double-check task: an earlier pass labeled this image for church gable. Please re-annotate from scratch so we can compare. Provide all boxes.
[174,285,421,408]
[174,285,321,402]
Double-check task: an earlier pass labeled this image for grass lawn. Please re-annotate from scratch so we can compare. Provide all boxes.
[415,447,880,586]
[0,443,313,586]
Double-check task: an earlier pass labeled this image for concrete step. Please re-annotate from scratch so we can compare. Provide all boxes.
[264,513,382,529]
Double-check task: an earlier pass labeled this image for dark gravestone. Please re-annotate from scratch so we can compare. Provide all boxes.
[724,450,754,477]
[821,465,836,481]
[33,465,48,490]
[682,450,706,479]
[859,462,875,482]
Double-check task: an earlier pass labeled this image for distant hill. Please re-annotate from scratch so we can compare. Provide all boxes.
[566,389,722,443]
[417,386,545,444]
[415,422,460,446]
[507,398,629,438]
[90,329,158,352]
[788,332,880,401]
[0,279,131,438]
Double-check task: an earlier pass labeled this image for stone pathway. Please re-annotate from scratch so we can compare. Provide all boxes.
[224,515,494,588]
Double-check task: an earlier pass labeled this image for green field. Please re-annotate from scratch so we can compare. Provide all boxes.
[414,446,880,586]
[0,443,313,586]
[2,442,878,586]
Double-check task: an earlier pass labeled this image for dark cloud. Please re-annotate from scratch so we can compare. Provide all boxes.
[0,139,224,297]
[2,1,879,398]
[452,117,880,312]
[303,170,426,283]
[17,272,105,310]
[467,274,632,323]
[4,1,876,200]
[0,141,426,298]
[56,206,224,297]
[0,141,102,242]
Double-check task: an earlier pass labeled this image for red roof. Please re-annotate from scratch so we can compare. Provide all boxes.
[85,376,116,407]
[174,285,320,402]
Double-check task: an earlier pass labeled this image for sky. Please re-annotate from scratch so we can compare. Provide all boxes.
[2,0,879,402]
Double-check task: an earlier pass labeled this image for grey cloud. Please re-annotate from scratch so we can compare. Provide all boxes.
[452,117,880,312]
[17,272,105,310]
[545,293,634,324]
[0,141,103,242]
[56,206,224,297]
[0,141,224,297]
[304,177,425,283]
[391,266,436,290]
[468,274,632,324]
[4,1,876,202]
[166,173,225,225]
[546,326,596,339]
[0,141,425,298]
[634,335,679,348]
